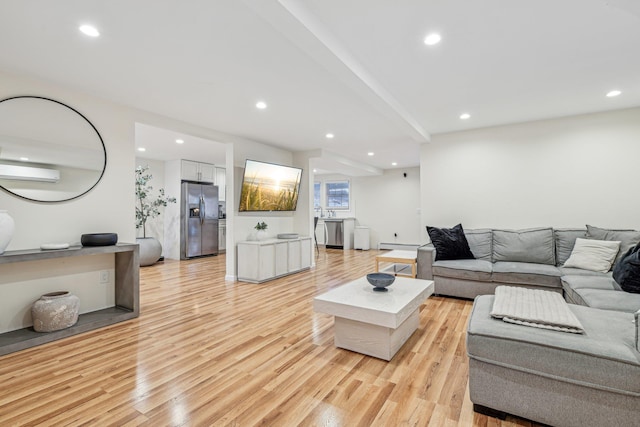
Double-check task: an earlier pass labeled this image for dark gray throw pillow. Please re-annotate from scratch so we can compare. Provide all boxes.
[427,224,475,261]
[613,242,640,294]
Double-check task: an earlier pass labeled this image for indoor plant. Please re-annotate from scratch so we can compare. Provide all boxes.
[135,166,176,266]
[254,221,268,240]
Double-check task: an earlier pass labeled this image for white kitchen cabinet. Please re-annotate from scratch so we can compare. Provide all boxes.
[315,219,326,245]
[215,167,226,201]
[181,160,215,183]
[275,242,288,276]
[288,240,301,272]
[218,220,226,253]
[237,237,312,283]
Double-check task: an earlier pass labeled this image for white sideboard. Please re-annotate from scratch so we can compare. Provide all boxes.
[237,237,312,283]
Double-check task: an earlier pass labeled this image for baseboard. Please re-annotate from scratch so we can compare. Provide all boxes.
[225,275,236,282]
[378,242,421,251]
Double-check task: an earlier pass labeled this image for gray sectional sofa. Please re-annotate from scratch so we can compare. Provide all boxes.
[430,225,640,425]
[417,225,640,311]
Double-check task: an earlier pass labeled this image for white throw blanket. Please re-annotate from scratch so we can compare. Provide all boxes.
[491,286,585,334]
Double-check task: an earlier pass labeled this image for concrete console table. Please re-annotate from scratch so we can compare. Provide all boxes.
[0,243,139,356]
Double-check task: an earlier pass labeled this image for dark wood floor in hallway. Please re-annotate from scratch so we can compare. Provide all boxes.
[0,248,543,426]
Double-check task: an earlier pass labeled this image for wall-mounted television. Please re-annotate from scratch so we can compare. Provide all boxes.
[239,159,303,212]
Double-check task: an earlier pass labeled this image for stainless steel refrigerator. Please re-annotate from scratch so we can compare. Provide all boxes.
[181,182,218,259]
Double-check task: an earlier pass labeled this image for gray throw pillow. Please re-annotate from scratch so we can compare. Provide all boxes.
[586,225,640,265]
[554,228,587,266]
[493,228,555,265]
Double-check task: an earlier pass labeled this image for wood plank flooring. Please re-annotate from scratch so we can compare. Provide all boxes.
[0,248,543,426]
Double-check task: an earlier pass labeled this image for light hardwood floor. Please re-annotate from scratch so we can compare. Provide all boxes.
[0,249,543,426]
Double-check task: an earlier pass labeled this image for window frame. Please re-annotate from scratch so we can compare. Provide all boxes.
[324,180,350,210]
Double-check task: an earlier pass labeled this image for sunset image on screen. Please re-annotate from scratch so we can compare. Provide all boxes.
[239,160,302,211]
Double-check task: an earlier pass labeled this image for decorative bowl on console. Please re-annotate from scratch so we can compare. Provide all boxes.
[366,272,395,292]
[81,233,118,246]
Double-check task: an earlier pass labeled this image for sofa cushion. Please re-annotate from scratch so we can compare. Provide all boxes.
[426,224,475,261]
[554,228,587,266]
[465,229,492,261]
[432,259,492,282]
[491,261,562,288]
[586,224,640,265]
[493,228,555,265]
[570,289,640,313]
[562,275,621,305]
[559,267,612,277]
[561,275,640,312]
[467,295,640,397]
[563,238,620,273]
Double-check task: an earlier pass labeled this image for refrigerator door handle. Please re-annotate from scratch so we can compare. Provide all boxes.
[200,195,205,224]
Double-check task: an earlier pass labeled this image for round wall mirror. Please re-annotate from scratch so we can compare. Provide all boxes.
[0,96,106,202]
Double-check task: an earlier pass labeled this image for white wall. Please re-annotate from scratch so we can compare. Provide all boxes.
[0,71,135,249]
[135,157,170,247]
[314,168,422,247]
[420,107,640,239]
[352,168,421,247]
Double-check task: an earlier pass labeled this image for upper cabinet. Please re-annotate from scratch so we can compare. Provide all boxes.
[215,167,226,201]
[181,160,215,183]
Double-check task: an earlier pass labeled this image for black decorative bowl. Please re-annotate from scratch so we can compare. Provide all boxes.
[81,233,118,247]
[366,273,395,292]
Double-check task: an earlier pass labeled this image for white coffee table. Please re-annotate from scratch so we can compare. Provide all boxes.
[313,276,434,361]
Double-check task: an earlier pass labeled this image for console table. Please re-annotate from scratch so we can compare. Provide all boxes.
[0,243,139,356]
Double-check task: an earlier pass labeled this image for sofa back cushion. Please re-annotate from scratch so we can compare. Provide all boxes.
[554,228,587,266]
[586,224,640,265]
[465,229,492,261]
[492,228,555,265]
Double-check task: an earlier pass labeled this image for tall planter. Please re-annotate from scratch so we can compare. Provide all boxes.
[137,237,162,266]
[0,210,15,254]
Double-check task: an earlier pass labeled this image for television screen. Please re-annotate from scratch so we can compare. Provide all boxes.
[239,159,303,212]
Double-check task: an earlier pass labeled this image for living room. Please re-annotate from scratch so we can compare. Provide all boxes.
[1,2,639,425]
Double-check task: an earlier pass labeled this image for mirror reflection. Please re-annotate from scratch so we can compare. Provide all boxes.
[0,96,106,202]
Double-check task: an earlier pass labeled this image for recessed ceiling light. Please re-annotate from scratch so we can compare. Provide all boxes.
[256,101,267,109]
[368,152,374,156]
[391,162,397,166]
[176,139,184,144]
[325,133,334,139]
[79,25,100,37]
[313,169,317,173]
[606,90,621,98]
[460,113,471,120]
[424,33,441,46]
[137,147,146,152]
[19,157,29,161]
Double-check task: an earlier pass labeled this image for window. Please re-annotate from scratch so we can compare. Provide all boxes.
[313,181,321,209]
[326,180,350,209]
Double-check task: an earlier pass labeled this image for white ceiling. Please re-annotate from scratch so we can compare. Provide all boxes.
[0,0,638,173]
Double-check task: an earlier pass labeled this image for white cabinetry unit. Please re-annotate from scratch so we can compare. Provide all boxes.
[315,219,326,245]
[218,220,226,253]
[215,167,226,201]
[181,160,215,183]
[237,237,312,283]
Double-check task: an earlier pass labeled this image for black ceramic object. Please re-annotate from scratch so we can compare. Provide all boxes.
[81,233,118,247]
[366,272,395,292]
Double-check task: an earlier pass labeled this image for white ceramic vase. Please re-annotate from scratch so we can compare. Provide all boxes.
[0,210,15,254]
[256,230,268,241]
[137,237,162,266]
[32,291,80,332]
